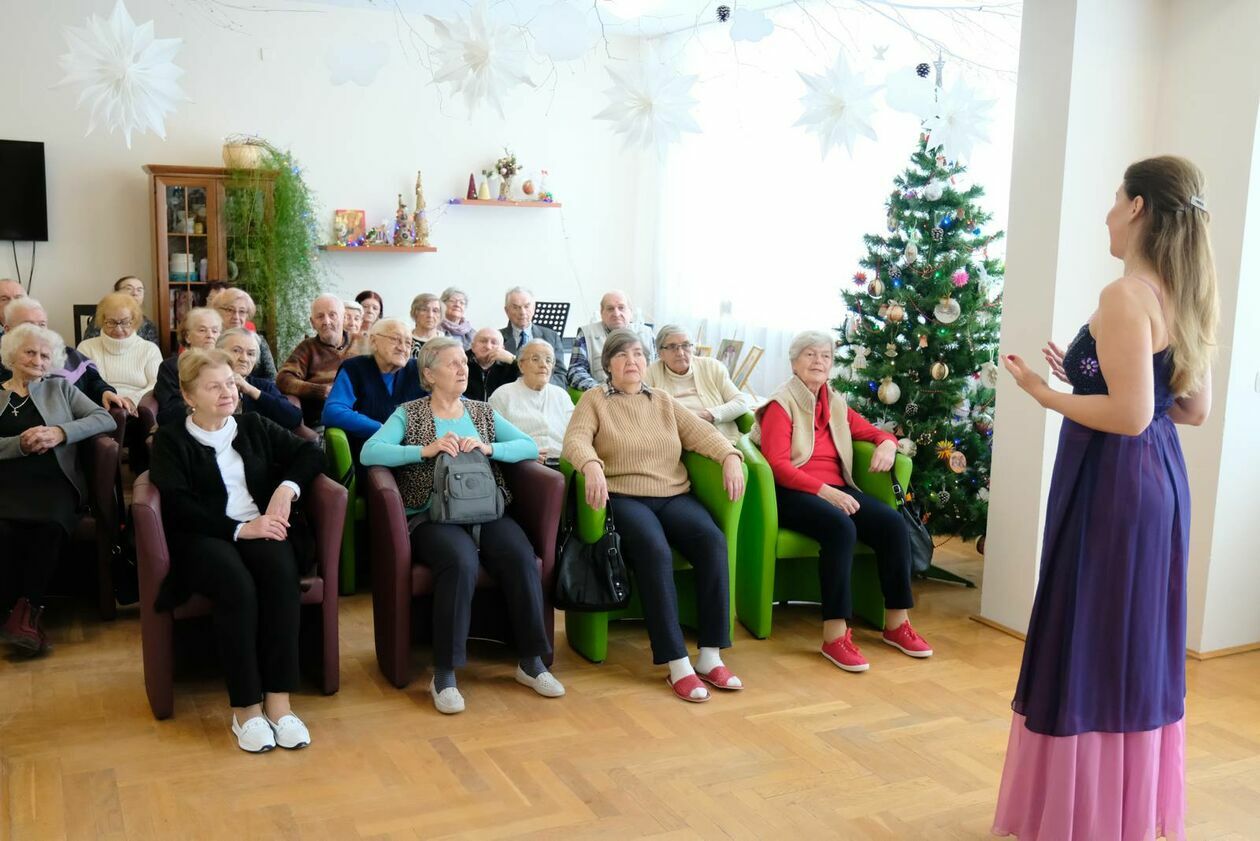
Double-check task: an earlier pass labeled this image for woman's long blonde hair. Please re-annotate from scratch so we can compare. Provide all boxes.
[1122,156,1219,396]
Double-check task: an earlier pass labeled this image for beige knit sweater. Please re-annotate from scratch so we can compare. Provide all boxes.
[562,386,740,498]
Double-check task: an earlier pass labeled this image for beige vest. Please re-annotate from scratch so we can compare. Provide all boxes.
[751,376,856,487]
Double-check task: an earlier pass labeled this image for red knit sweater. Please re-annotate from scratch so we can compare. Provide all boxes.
[760,396,895,494]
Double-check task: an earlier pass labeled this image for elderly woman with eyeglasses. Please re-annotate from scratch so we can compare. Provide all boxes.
[438,287,474,350]
[644,324,752,444]
[490,338,574,465]
[208,287,277,379]
[154,307,223,427]
[216,328,302,430]
[78,292,164,406]
[409,293,443,358]
[82,276,160,345]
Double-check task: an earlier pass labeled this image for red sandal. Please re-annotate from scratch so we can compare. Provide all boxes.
[698,665,744,690]
[666,673,710,703]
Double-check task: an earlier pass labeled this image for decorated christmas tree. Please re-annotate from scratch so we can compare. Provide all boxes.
[834,134,1004,542]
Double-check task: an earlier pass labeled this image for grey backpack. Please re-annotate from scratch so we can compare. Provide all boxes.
[415,450,505,540]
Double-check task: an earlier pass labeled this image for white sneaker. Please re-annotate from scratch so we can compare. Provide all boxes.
[232,715,276,753]
[430,678,465,714]
[515,665,566,698]
[265,713,311,749]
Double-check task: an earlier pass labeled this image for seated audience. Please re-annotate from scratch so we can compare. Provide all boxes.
[0,324,114,655]
[208,287,277,379]
[439,286,474,349]
[150,349,325,753]
[489,338,573,465]
[1,298,132,415]
[465,326,519,401]
[500,286,567,387]
[217,329,302,430]
[355,290,383,332]
[276,294,351,428]
[568,291,657,390]
[361,337,564,714]
[322,318,426,459]
[561,328,745,702]
[644,324,752,443]
[0,278,26,339]
[82,276,160,345]
[409,292,442,358]
[752,330,932,672]
[154,308,224,426]
[78,291,163,405]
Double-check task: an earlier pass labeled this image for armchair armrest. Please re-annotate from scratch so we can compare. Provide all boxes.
[107,406,127,445]
[324,427,354,489]
[287,395,319,442]
[131,473,170,609]
[681,450,746,532]
[84,434,120,527]
[850,441,913,508]
[735,412,755,435]
[500,460,564,586]
[364,466,412,585]
[558,459,607,544]
[305,474,346,591]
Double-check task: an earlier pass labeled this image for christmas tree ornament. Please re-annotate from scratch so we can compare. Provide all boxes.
[938,490,951,504]
[948,451,967,473]
[915,62,930,78]
[868,278,886,298]
[877,377,901,404]
[935,440,955,460]
[978,486,990,502]
[884,342,898,358]
[716,4,731,21]
[974,413,993,434]
[877,302,889,319]
[923,181,944,201]
[905,401,918,416]
[918,334,928,349]
[853,271,868,286]
[940,215,954,230]
[904,242,919,263]
[887,215,897,232]
[951,268,969,287]
[875,419,898,434]
[795,50,881,158]
[466,173,478,200]
[979,360,999,388]
[597,62,701,156]
[923,77,996,162]
[896,437,917,457]
[917,431,933,445]
[934,296,962,324]
[931,226,944,242]
[851,346,870,371]
[889,264,902,279]
[931,361,950,380]
[951,397,970,420]
[886,302,906,323]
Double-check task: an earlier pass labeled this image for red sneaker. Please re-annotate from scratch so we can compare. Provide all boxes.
[821,629,869,672]
[1,598,49,655]
[882,620,933,658]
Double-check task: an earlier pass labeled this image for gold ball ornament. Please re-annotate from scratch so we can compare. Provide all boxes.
[934,296,962,324]
[886,302,906,323]
[868,278,886,298]
[877,377,901,405]
[948,450,967,473]
[930,361,950,381]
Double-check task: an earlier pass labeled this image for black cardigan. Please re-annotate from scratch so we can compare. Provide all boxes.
[149,412,324,541]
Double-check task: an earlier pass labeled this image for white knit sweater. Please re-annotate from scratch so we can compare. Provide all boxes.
[489,379,574,457]
[78,333,163,402]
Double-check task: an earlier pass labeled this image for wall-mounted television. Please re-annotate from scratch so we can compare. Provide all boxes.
[0,140,49,241]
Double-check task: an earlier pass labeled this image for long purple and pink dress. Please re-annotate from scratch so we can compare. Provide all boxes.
[993,320,1189,841]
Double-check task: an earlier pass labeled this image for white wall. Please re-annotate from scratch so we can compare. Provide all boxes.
[0,0,648,352]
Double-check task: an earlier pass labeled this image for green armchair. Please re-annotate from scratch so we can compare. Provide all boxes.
[735,436,912,638]
[324,427,365,595]
[559,450,747,664]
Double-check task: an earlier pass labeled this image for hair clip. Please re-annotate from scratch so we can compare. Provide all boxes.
[1189,195,1207,211]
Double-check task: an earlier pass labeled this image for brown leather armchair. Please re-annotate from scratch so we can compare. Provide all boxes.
[285,393,319,442]
[69,433,123,619]
[365,461,564,689]
[131,471,346,720]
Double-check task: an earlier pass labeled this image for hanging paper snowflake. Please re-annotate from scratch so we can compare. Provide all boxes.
[57,0,187,148]
[923,78,995,162]
[794,51,880,158]
[595,63,700,155]
[427,1,533,117]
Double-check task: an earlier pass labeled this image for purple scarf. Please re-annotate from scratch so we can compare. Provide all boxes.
[441,318,475,349]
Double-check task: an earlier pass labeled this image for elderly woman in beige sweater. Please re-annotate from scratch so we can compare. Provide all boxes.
[644,324,752,443]
[562,328,746,703]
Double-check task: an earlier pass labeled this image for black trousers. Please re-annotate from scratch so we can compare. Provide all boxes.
[609,493,731,664]
[0,519,67,607]
[410,516,551,670]
[176,533,302,707]
[775,485,914,621]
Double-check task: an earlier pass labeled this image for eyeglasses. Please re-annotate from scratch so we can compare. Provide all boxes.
[522,354,553,364]
[217,306,251,318]
[661,342,694,353]
[376,334,409,347]
[104,318,134,329]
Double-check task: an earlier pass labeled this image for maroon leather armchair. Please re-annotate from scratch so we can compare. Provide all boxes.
[132,471,346,719]
[365,461,564,689]
[69,433,123,619]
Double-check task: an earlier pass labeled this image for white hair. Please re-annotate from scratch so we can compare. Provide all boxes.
[788,330,835,362]
[310,293,344,315]
[654,323,688,351]
[369,318,410,337]
[0,322,67,371]
[4,296,44,326]
[516,337,555,369]
[504,286,534,305]
[343,299,363,314]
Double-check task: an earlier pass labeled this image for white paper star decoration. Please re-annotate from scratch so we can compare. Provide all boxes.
[923,78,995,162]
[794,52,881,158]
[427,1,533,117]
[595,63,701,156]
[57,0,187,148]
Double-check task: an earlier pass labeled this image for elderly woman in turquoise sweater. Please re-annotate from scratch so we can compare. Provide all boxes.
[361,337,564,715]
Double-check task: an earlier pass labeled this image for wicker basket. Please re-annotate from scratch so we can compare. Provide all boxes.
[222,142,265,169]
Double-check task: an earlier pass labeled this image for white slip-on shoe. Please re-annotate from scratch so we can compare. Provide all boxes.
[430,678,465,714]
[265,713,311,749]
[515,666,566,698]
[232,715,276,753]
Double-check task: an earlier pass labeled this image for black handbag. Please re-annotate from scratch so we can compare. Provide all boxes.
[554,479,631,612]
[892,480,934,575]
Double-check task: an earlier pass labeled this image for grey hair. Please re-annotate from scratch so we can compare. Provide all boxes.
[311,293,344,316]
[179,307,222,346]
[600,327,645,374]
[415,336,464,388]
[4,296,44,325]
[440,286,469,306]
[516,337,555,369]
[216,327,258,348]
[0,322,67,371]
[209,286,257,315]
[410,292,440,320]
[342,299,363,314]
[788,330,835,362]
[654,323,688,351]
[369,317,410,338]
[503,285,534,305]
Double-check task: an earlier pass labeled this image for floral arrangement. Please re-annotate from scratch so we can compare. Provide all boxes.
[494,147,520,179]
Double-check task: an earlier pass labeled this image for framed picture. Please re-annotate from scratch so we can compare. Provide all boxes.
[716,339,743,374]
[334,209,366,245]
[694,345,712,358]
[732,344,764,389]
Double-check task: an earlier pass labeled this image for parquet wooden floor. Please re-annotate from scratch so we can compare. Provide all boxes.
[2,543,1258,840]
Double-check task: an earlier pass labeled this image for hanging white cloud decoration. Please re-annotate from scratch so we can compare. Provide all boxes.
[883,66,934,118]
[427,1,533,117]
[730,9,774,43]
[923,78,995,162]
[531,1,596,62]
[794,51,881,158]
[326,41,389,87]
[595,63,701,156]
[57,0,187,149]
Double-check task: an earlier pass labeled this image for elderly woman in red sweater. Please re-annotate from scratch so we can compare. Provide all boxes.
[752,330,932,673]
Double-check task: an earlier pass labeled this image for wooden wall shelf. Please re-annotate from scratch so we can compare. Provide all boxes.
[318,245,438,253]
[449,199,562,208]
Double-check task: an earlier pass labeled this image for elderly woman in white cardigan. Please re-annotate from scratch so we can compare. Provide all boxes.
[489,338,573,465]
[643,325,752,443]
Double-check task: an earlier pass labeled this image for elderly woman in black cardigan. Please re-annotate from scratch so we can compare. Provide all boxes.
[150,349,325,754]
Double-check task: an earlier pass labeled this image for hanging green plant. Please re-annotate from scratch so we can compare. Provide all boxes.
[223,135,324,357]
